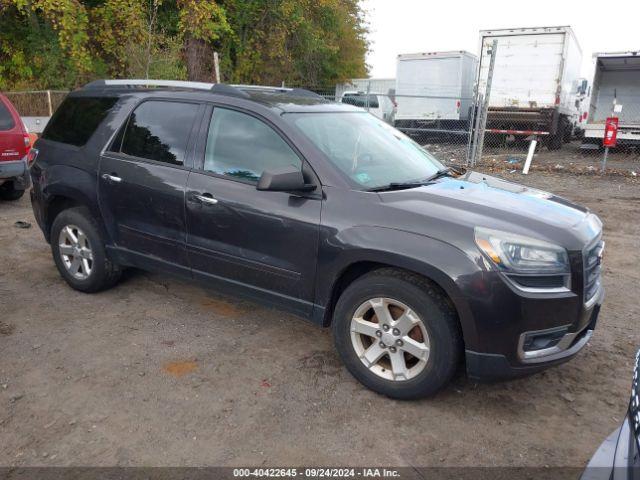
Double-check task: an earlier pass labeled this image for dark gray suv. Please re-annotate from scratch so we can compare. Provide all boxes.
[30,80,604,399]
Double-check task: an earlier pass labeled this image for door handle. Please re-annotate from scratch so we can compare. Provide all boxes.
[194,194,218,205]
[102,173,122,183]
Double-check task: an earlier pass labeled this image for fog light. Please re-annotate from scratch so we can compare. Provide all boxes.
[522,327,568,352]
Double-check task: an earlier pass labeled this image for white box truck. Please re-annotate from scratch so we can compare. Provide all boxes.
[477,26,583,150]
[582,51,640,149]
[394,51,477,134]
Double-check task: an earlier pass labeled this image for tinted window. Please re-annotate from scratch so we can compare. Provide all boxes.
[120,101,198,165]
[42,97,117,146]
[342,94,379,109]
[0,100,16,131]
[204,108,301,182]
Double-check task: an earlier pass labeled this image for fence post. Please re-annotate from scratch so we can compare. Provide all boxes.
[522,136,538,174]
[213,52,220,83]
[46,90,53,117]
[471,40,498,167]
[601,147,610,173]
[365,80,371,112]
[468,93,483,167]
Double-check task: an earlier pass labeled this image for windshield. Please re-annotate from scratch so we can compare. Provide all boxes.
[286,112,443,190]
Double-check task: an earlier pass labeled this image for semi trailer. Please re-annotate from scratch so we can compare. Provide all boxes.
[477,26,583,150]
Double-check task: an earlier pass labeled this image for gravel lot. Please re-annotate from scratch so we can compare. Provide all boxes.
[0,170,639,467]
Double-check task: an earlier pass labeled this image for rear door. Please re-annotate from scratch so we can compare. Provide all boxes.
[0,96,27,162]
[185,105,321,315]
[98,99,203,269]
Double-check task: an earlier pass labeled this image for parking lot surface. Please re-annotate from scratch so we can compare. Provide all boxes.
[1,170,639,467]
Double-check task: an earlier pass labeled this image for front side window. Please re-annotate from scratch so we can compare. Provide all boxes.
[120,101,199,165]
[203,107,301,182]
[286,112,442,190]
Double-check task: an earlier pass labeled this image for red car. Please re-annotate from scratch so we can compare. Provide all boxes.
[0,92,34,201]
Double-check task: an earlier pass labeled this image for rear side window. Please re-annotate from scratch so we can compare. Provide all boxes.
[0,100,16,131]
[42,96,117,146]
[118,101,199,166]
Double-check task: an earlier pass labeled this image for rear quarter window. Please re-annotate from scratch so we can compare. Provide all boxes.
[0,100,16,131]
[42,96,118,146]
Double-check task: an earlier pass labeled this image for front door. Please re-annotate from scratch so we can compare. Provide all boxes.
[99,100,202,268]
[185,106,321,315]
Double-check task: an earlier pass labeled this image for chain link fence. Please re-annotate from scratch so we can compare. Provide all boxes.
[2,90,69,134]
[291,78,639,177]
[4,90,68,117]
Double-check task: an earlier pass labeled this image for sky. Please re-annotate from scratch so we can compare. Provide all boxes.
[362,0,640,79]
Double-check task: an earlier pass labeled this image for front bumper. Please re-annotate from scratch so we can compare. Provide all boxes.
[0,158,30,189]
[465,281,603,381]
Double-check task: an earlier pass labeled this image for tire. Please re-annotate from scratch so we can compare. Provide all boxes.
[332,268,462,399]
[0,181,25,201]
[563,120,573,143]
[547,118,566,151]
[50,207,121,293]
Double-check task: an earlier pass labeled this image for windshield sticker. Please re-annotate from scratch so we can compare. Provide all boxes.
[355,172,371,183]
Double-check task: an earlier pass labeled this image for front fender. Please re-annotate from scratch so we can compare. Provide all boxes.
[316,225,482,350]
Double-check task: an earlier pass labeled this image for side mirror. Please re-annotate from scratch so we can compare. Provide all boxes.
[256,165,316,192]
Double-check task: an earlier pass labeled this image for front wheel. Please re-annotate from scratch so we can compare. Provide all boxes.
[332,269,462,399]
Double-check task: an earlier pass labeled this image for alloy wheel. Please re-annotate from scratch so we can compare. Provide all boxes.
[58,224,94,280]
[350,297,430,381]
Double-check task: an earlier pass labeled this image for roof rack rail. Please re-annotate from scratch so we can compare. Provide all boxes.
[289,88,326,100]
[84,79,215,90]
[82,80,325,101]
[210,83,250,98]
[231,84,325,100]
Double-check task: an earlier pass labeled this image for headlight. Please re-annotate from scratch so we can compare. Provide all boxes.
[474,227,569,274]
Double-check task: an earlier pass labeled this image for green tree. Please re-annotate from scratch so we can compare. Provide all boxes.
[0,0,369,90]
[218,0,368,85]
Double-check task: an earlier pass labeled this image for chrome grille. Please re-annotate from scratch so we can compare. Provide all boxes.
[583,239,604,303]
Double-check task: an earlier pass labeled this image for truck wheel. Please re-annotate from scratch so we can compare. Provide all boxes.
[563,119,573,143]
[332,268,462,399]
[50,207,121,293]
[0,181,25,201]
[548,118,566,150]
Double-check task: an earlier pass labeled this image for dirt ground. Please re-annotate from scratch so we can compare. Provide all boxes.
[425,140,640,176]
[0,170,639,468]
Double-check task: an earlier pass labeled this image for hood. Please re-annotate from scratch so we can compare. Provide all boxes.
[378,171,601,249]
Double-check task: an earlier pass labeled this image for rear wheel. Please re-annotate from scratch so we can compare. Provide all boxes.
[0,181,25,201]
[332,268,462,399]
[548,117,568,150]
[51,207,121,292]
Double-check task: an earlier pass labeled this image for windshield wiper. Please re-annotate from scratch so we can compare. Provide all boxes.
[366,167,466,192]
[424,167,455,182]
[366,181,430,192]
